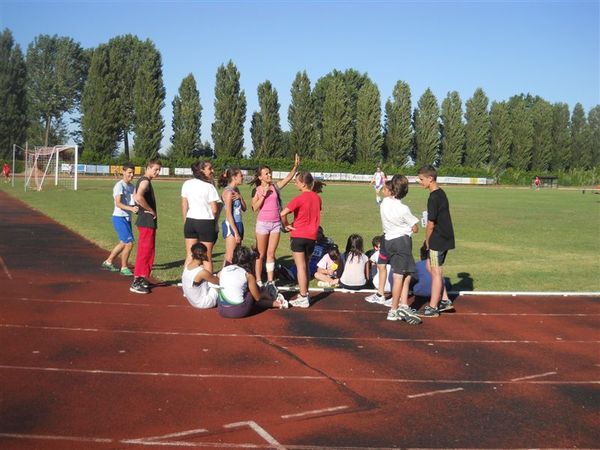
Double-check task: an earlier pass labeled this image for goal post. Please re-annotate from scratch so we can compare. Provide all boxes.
[24,144,79,191]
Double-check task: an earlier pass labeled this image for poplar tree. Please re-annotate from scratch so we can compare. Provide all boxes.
[0,29,27,158]
[132,45,165,159]
[355,80,383,163]
[489,101,512,173]
[252,80,282,158]
[383,80,412,166]
[440,91,465,168]
[571,103,591,169]
[530,98,553,172]
[508,95,533,170]
[250,112,262,158]
[170,73,202,162]
[288,71,317,158]
[550,103,571,171]
[320,77,353,162]
[212,61,246,158]
[414,88,440,167]
[464,88,490,168]
[588,105,600,167]
[81,44,120,160]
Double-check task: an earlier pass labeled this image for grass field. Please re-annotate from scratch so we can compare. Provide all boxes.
[2,178,599,292]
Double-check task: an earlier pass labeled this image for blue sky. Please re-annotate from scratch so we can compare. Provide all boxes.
[1,0,599,154]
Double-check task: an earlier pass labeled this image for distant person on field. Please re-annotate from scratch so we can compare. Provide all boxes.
[218,167,247,266]
[370,166,386,204]
[417,164,455,317]
[102,162,138,276]
[182,243,220,309]
[339,234,370,290]
[534,176,541,190]
[217,246,288,318]
[2,162,10,183]
[130,159,161,295]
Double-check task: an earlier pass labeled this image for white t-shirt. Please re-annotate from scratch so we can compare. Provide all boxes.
[369,250,393,292]
[112,180,135,218]
[181,179,220,220]
[340,253,369,287]
[316,254,339,272]
[181,265,218,309]
[218,265,248,305]
[380,197,419,239]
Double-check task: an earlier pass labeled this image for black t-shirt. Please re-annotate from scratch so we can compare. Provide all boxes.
[427,188,454,252]
[135,176,157,229]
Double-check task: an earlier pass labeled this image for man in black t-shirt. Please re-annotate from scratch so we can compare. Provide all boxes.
[417,165,455,317]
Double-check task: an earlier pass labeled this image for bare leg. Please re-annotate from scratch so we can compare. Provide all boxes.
[223,235,236,267]
[399,274,412,307]
[377,264,387,295]
[200,241,214,274]
[119,242,133,268]
[429,265,443,309]
[390,272,404,310]
[265,232,280,282]
[255,232,269,283]
[106,242,125,265]
[293,251,309,296]
[184,238,198,268]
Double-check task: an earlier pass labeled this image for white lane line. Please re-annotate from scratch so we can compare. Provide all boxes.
[0,432,112,443]
[3,323,600,344]
[281,405,349,419]
[407,387,464,399]
[0,256,13,280]
[224,421,285,450]
[510,371,557,382]
[123,428,208,443]
[0,364,598,385]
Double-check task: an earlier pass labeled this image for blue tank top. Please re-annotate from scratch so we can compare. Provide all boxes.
[224,186,243,223]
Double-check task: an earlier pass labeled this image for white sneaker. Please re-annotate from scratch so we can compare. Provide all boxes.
[386,309,400,321]
[289,294,310,308]
[317,280,335,288]
[365,293,386,304]
[275,293,289,309]
[383,298,393,307]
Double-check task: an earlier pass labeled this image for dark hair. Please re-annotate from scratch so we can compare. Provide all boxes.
[218,167,241,188]
[390,174,409,200]
[146,158,162,168]
[372,235,383,248]
[190,243,209,263]
[344,233,364,263]
[418,164,437,180]
[249,165,271,187]
[191,160,213,183]
[122,162,135,171]
[328,244,343,277]
[232,245,257,274]
[296,171,325,193]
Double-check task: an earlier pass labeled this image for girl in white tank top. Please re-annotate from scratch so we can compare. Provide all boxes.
[181,243,220,308]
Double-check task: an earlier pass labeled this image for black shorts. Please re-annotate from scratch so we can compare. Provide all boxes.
[184,218,218,242]
[385,235,416,275]
[428,249,448,268]
[290,237,315,256]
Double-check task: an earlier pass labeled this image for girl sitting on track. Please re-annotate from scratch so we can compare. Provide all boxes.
[217,246,288,318]
[181,243,220,309]
[314,245,343,288]
[339,234,370,290]
[218,167,247,266]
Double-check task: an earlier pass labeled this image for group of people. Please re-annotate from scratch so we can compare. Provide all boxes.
[102,156,455,323]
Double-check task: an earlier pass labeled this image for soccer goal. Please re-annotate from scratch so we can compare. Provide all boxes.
[24,145,78,191]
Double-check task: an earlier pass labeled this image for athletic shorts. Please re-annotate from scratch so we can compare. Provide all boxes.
[222,220,244,239]
[290,237,315,256]
[184,218,217,242]
[385,235,416,275]
[429,249,448,268]
[112,216,134,244]
[255,220,281,235]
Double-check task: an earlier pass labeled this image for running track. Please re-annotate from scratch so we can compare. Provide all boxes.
[0,191,598,449]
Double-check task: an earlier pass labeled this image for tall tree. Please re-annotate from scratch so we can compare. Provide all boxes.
[26,34,87,146]
[355,80,383,163]
[132,44,165,159]
[252,80,282,158]
[550,103,571,171]
[530,97,553,172]
[288,71,317,158]
[414,88,440,167]
[489,101,512,173]
[464,88,490,167]
[170,73,201,162]
[588,105,600,167]
[81,44,120,160]
[508,95,533,170]
[320,77,353,162]
[440,91,465,167]
[571,103,591,169]
[0,29,27,158]
[212,61,246,158]
[250,111,262,158]
[383,80,412,166]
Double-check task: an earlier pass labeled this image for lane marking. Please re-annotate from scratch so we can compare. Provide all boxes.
[510,371,557,382]
[0,364,598,385]
[281,405,349,419]
[0,432,113,443]
[407,387,464,399]
[2,324,599,345]
[224,421,285,450]
[123,428,208,443]
[0,256,13,280]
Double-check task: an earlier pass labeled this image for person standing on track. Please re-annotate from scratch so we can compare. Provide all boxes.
[218,167,247,266]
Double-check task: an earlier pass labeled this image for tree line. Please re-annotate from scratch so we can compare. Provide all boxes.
[1,28,598,175]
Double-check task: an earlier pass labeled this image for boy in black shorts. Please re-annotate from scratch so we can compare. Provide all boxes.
[417,165,455,317]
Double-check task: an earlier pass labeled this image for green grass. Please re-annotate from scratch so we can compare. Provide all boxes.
[2,179,599,292]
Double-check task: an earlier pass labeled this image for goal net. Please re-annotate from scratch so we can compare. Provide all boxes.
[25,145,78,191]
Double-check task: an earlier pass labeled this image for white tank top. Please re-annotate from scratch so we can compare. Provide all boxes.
[218,265,249,305]
[181,265,217,308]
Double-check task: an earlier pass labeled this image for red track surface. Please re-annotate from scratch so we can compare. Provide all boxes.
[0,191,598,449]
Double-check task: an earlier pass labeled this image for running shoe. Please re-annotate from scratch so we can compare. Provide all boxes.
[437,299,455,312]
[365,293,386,304]
[120,267,133,276]
[130,278,150,294]
[398,305,423,324]
[386,309,402,321]
[419,305,440,318]
[101,261,119,272]
[289,294,310,308]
